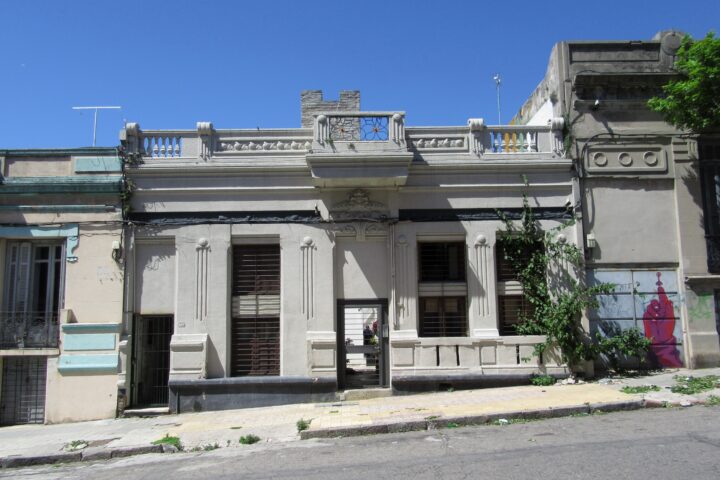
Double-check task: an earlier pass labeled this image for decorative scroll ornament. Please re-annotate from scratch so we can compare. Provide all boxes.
[329,189,389,221]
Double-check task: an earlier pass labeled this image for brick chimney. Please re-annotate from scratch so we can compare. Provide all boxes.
[300,90,360,128]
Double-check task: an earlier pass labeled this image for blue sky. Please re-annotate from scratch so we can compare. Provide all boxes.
[0,0,717,148]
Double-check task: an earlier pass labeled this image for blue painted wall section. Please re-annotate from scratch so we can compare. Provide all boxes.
[59,323,120,373]
[58,354,119,374]
[73,156,122,173]
[0,224,79,262]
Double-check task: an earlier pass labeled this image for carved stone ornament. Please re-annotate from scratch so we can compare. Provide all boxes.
[329,189,389,221]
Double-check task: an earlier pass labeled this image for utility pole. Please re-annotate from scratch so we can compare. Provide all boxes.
[493,74,502,125]
[72,106,122,146]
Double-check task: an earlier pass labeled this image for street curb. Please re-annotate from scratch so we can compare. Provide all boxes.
[0,444,164,470]
[299,399,646,440]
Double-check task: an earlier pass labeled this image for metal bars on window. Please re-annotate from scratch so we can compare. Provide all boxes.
[419,296,467,337]
[231,245,280,376]
[0,357,47,425]
[418,242,468,337]
[419,243,466,282]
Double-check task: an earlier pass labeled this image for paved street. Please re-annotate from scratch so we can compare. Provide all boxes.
[5,407,719,480]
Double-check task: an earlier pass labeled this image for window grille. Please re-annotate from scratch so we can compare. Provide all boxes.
[418,242,467,337]
[231,245,280,376]
[419,296,467,337]
[0,357,47,425]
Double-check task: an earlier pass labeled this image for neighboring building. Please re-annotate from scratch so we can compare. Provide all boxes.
[119,90,571,413]
[514,30,720,370]
[0,148,124,424]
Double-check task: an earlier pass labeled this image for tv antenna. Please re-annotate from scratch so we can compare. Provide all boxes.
[493,74,502,125]
[72,106,122,146]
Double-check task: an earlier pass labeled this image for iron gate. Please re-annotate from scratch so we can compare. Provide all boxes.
[131,315,173,407]
[337,300,388,389]
[0,356,47,425]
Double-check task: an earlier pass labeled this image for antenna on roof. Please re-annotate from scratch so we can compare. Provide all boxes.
[72,106,122,146]
[493,74,502,125]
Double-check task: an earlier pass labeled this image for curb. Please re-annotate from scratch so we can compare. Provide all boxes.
[0,444,163,470]
[300,399,646,440]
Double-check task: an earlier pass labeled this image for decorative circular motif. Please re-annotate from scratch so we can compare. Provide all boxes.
[618,152,633,167]
[197,238,209,248]
[592,152,608,167]
[643,151,658,166]
[556,234,567,244]
[392,113,403,122]
[317,114,327,124]
[397,234,408,245]
[302,236,314,246]
[475,234,487,246]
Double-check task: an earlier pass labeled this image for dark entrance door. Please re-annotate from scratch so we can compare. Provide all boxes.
[337,300,388,389]
[131,315,173,407]
[0,356,47,425]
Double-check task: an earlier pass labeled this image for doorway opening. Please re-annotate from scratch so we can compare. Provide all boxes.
[337,300,388,389]
[131,315,173,407]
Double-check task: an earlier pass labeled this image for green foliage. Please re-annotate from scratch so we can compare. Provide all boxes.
[239,434,261,445]
[620,385,661,394]
[670,375,720,395]
[648,32,720,132]
[594,328,651,372]
[152,434,183,451]
[705,395,720,406]
[499,191,614,368]
[296,418,312,432]
[530,374,556,386]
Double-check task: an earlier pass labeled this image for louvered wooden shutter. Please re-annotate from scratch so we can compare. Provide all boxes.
[230,245,280,376]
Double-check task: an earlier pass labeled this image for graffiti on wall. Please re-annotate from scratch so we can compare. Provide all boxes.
[641,273,682,367]
[589,269,683,368]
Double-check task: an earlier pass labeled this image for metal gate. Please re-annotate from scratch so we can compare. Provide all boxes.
[0,356,47,425]
[337,300,388,389]
[131,315,173,407]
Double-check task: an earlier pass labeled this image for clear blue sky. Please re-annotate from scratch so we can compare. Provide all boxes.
[0,0,717,148]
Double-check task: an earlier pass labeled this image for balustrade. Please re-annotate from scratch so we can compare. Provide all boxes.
[0,312,59,349]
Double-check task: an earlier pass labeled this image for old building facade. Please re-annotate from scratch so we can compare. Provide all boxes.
[119,92,571,412]
[514,30,720,370]
[0,148,123,424]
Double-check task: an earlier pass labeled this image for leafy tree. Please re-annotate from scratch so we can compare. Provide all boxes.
[648,32,720,132]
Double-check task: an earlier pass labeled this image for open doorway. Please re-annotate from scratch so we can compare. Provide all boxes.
[337,300,388,389]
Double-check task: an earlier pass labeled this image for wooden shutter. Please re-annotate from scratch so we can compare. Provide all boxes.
[230,245,280,376]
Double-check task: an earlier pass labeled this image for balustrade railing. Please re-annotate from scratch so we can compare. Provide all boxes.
[488,128,538,153]
[314,112,406,146]
[0,312,59,349]
[139,133,185,158]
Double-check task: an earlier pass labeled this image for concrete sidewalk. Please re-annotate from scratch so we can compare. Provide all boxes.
[1,368,718,468]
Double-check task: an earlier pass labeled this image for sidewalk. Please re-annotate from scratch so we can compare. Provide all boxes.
[1,368,718,468]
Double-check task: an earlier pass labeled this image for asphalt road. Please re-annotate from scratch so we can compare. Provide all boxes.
[5,407,720,480]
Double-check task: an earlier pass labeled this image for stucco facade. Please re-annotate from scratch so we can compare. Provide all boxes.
[0,149,123,424]
[119,94,572,412]
[514,30,720,369]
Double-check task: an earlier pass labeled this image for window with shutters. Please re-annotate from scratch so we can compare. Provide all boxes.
[1,241,64,349]
[230,244,280,376]
[699,140,720,273]
[418,242,467,337]
[496,238,540,335]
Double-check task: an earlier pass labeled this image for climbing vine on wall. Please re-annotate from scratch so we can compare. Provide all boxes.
[499,188,649,371]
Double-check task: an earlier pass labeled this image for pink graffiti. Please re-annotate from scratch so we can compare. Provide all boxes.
[642,272,682,368]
